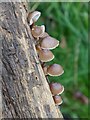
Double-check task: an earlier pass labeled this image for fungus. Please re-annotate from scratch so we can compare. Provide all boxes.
[47,64,64,76]
[38,49,54,62]
[40,32,49,39]
[40,36,59,50]
[31,25,45,39]
[27,11,41,25]
[49,82,64,96]
[53,95,63,105]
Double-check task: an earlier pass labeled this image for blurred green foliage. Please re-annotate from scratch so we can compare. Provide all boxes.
[29,2,88,119]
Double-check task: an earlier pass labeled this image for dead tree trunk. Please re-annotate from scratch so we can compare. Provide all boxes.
[0,2,63,118]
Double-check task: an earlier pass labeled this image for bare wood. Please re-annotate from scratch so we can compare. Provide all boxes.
[0,2,63,118]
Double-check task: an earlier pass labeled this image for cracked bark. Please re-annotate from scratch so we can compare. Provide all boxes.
[0,2,63,119]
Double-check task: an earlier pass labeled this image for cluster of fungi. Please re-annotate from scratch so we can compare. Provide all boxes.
[27,11,64,106]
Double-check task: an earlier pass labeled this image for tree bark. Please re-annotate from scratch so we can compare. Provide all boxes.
[0,2,63,119]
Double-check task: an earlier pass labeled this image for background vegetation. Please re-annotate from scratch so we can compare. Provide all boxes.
[29,2,88,119]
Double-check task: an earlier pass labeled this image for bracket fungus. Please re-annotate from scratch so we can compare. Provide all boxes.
[53,95,63,105]
[27,11,41,25]
[40,36,59,50]
[49,82,64,96]
[38,49,54,62]
[31,25,45,39]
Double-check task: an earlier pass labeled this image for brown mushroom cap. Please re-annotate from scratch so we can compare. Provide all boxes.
[53,95,63,105]
[40,32,49,39]
[40,36,59,50]
[27,11,41,25]
[49,82,64,96]
[47,64,64,76]
[38,49,54,62]
[31,25,45,38]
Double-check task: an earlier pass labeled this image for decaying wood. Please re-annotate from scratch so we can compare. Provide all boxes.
[0,2,63,118]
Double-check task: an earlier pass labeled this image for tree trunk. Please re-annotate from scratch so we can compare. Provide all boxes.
[0,2,63,119]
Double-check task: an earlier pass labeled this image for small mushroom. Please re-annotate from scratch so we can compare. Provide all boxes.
[49,82,64,96]
[53,95,63,105]
[47,64,64,76]
[27,11,41,25]
[40,32,49,39]
[38,49,54,62]
[31,25,45,39]
[40,36,59,50]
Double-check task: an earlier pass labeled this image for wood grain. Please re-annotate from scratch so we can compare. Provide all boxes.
[0,2,63,119]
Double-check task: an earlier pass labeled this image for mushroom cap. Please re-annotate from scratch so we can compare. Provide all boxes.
[40,32,49,39]
[53,95,63,105]
[38,49,54,62]
[40,36,59,50]
[47,64,64,76]
[31,25,45,38]
[49,82,64,96]
[27,11,41,25]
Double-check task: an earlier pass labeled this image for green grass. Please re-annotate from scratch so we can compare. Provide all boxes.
[29,2,88,119]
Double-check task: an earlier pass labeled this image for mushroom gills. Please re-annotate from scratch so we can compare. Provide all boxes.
[27,11,41,25]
